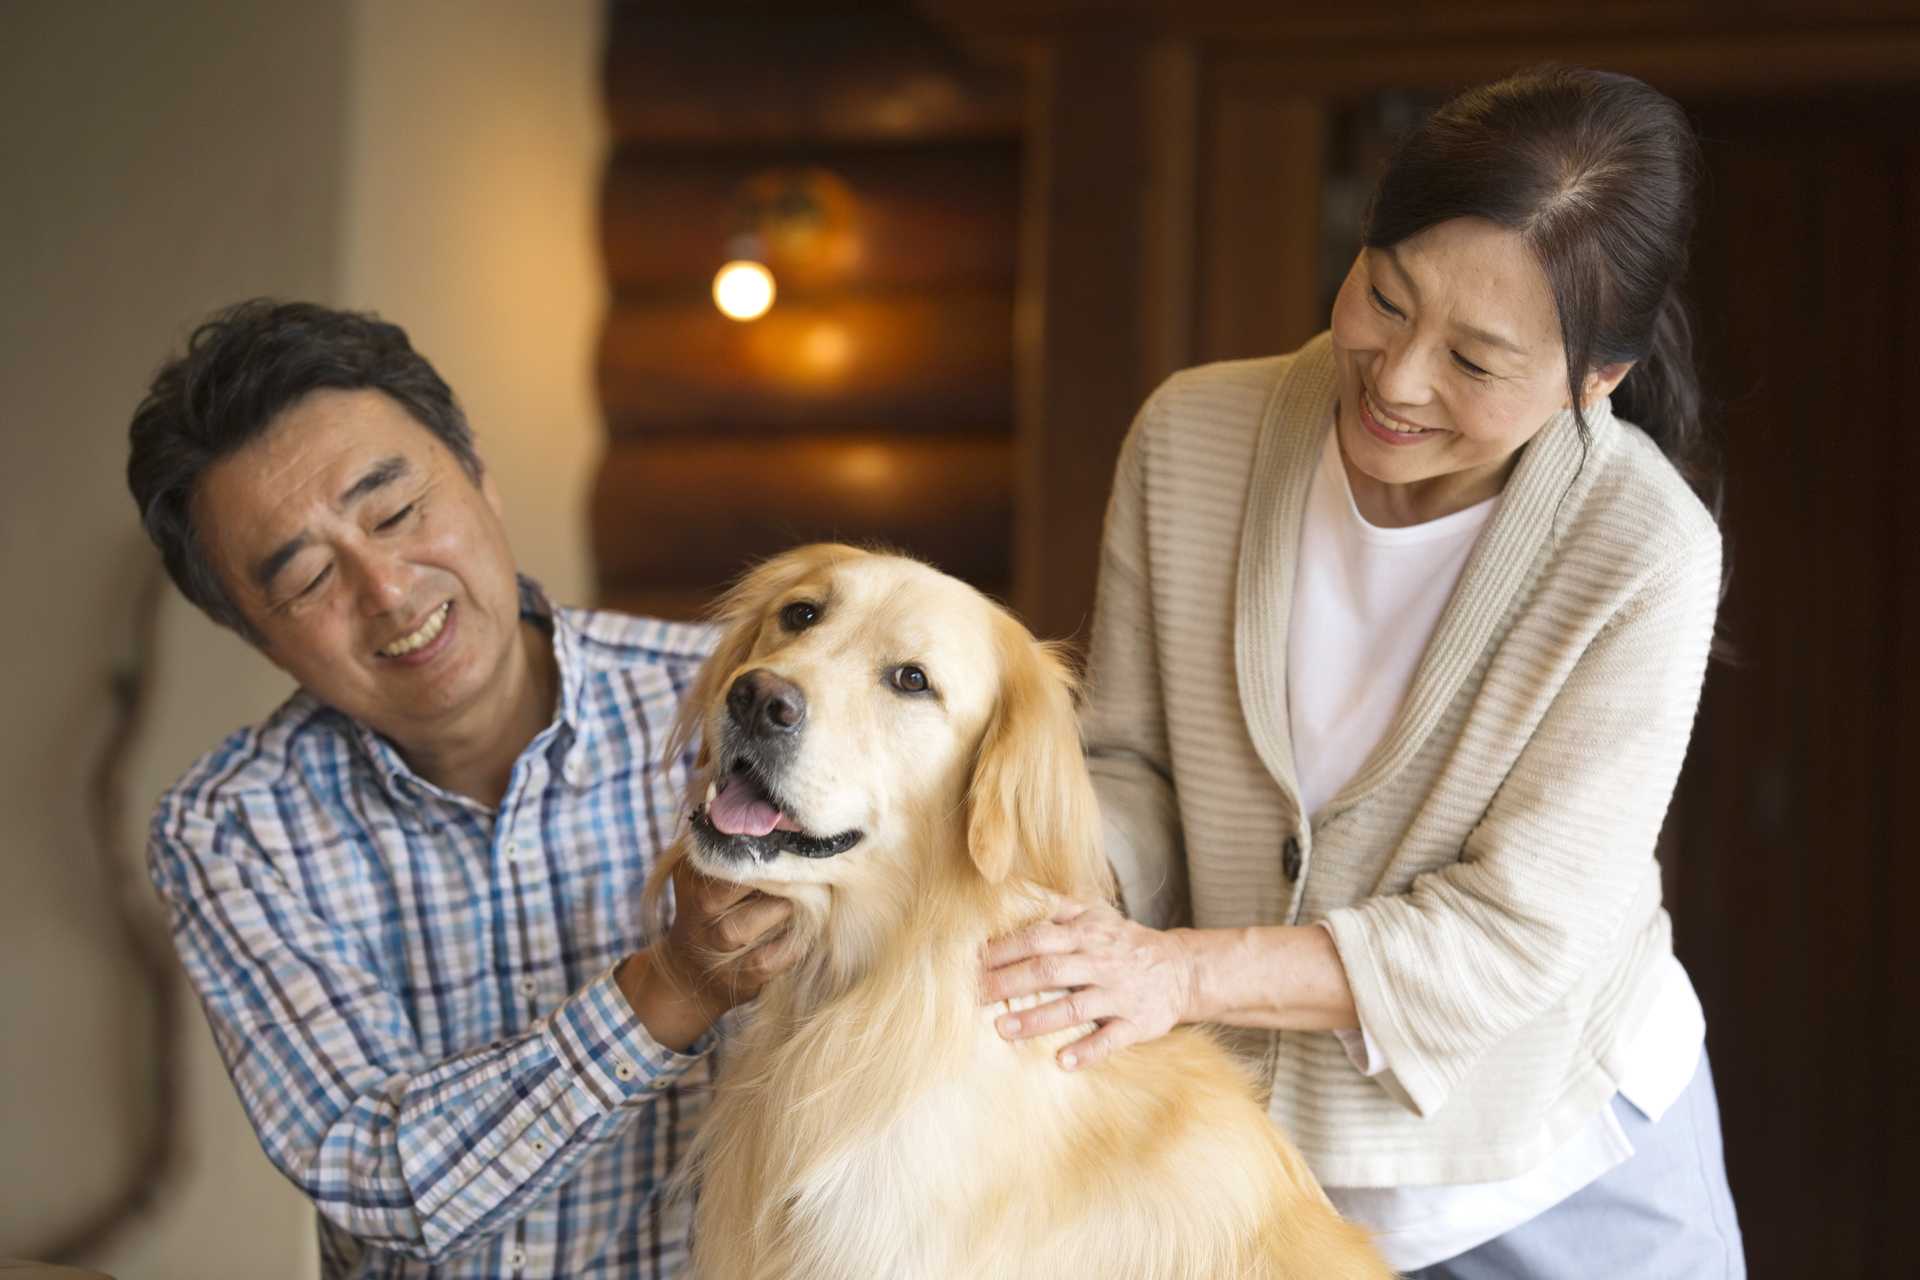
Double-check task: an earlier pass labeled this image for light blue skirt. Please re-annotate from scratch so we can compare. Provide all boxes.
[1407,1053,1745,1279]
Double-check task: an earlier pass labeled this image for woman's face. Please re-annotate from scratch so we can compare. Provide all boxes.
[1328,216,1625,523]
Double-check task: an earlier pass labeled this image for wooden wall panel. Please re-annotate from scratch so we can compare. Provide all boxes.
[1651,95,1917,1279]
[599,291,1014,436]
[1795,132,1892,1276]
[1208,30,1920,98]
[604,142,1018,292]
[926,0,1920,48]
[606,12,1020,144]
[1689,127,1819,1268]
[598,5,1021,619]
[1014,37,1157,641]
[1887,139,1920,1276]
[593,433,1012,608]
[1195,85,1324,363]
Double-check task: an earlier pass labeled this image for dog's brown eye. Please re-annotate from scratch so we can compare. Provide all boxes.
[890,664,930,694]
[780,601,819,631]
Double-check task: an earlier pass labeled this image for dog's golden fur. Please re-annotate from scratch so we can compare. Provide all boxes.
[647,545,1389,1279]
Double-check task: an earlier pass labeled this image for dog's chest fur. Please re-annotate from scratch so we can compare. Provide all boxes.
[739,1008,1086,1278]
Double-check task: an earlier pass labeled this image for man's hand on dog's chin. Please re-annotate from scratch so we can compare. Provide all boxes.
[617,860,802,1052]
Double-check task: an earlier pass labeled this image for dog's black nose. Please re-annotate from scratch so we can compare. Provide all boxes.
[728,668,807,736]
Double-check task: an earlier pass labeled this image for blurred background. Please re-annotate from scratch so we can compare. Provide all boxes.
[1,1,1912,1277]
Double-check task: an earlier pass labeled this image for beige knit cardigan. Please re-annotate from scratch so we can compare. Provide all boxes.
[1085,332,1721,1186]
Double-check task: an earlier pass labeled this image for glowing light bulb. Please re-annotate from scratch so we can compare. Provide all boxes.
[712,260,776,321]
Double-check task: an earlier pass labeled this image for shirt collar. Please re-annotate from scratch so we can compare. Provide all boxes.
[525,576,604,789]
[349,575,595,805]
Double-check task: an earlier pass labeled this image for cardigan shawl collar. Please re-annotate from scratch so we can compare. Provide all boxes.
[1233,332,1618,834]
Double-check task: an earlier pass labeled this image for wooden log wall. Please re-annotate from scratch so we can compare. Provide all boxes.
[594,6,1022,619]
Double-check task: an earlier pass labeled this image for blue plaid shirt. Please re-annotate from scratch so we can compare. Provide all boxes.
[149,582,717,1277]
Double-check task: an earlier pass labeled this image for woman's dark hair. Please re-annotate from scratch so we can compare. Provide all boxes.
[127,299,483,641]
[1364,65,1719,514]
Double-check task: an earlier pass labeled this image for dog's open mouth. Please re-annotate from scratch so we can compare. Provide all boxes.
[690,757,864,862]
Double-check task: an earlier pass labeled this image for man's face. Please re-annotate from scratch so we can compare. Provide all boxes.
[194,388,525,747]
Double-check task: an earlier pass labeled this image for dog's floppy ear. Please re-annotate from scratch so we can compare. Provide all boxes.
[666,543,861,770]
[965,614,1109,898]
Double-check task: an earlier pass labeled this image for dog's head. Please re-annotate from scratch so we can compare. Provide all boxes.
[673,545,1106,904]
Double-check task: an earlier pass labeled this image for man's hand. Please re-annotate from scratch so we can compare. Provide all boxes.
[619,857,801,1050]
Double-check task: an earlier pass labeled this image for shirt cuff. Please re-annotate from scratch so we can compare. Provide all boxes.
[1319,922,1390,1077]
[542,964,710,1112]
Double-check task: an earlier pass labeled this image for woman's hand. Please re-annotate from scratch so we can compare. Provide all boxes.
[981,901,1363,1071]
[979,895,1198,1071]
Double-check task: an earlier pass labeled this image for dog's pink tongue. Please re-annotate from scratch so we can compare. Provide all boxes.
[709,775,782,837]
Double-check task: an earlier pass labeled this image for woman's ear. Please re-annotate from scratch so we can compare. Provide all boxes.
[965,616,1106,897]
[1581,360,1634,409]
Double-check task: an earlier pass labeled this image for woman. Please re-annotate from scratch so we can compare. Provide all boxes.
[983,67,1744,1276]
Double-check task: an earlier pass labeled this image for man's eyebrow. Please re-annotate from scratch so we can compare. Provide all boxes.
[250,456,412,591]
[253,532,312,591]
[1375,245,1528,358]
[340,455,410,507]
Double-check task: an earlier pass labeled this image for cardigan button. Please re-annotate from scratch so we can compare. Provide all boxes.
[1282,835,1303,882]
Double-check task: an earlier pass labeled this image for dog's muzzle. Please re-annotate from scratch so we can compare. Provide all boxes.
[689,669,863,864]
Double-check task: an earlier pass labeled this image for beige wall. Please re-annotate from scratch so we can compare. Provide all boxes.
[0,2,605,1276]
[340,0,606,608]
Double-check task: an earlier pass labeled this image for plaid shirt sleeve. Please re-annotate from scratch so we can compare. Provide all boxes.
[150,798,706,1265]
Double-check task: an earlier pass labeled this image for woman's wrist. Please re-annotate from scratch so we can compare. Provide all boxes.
[1178,924,1359,1032]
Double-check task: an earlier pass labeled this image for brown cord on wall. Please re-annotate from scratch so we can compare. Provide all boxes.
[29,563,181,1266]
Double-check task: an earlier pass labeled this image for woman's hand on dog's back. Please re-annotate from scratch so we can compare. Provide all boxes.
[618,859,803,1050]
[980,895,1200,1071]
[982,894,1362,1071]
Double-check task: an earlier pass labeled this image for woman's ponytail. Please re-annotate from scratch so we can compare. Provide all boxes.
[1612,289,1720,518]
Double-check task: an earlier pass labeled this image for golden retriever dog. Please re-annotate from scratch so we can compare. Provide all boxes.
[648,544,1389,1280]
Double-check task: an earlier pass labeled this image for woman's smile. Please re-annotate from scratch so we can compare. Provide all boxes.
[1357,387,1444,446]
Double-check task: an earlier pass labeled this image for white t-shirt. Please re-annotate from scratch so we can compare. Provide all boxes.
[1288,426,1705,1269]
[1288,425,1499,820]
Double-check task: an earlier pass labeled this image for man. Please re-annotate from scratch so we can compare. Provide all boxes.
[127,299,795,1277]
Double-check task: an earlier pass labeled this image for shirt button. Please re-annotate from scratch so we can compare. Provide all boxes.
[518,978,537,998]
[509,1246,527,1270]
[614,1058,637,1082]
[530,1138,547,1155]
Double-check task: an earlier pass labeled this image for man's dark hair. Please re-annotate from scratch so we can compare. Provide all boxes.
[127,299,483,640]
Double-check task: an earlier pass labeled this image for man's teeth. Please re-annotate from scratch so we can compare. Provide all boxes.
[379,602,450,657]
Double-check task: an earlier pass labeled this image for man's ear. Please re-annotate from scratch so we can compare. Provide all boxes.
[965,617,1106,896]
[1581,360,1634,410]
[481,467,504,519]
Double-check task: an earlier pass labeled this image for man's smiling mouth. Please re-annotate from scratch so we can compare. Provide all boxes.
[378,601,451,657]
